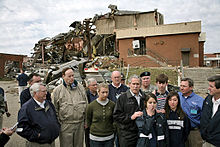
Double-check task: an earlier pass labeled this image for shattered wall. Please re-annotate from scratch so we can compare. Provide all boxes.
[0,53,26,78]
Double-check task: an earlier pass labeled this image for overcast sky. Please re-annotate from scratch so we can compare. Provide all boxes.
[0,0,219,56]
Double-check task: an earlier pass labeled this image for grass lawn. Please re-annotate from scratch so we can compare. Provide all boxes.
[117,67,179,86]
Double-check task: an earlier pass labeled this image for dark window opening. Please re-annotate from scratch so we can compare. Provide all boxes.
[129,37,146,56]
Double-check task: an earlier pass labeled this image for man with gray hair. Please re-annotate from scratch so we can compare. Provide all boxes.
[20,72,51,106]
[85,78,98,147]
[17,83,60,147]
[113,75,145,147]
[86,78,98,103]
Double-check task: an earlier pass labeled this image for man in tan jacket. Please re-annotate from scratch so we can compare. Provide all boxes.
[52,67,88,147]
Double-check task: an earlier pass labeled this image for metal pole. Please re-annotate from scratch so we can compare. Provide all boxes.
[42,44,44,64]
[125,64,130,85]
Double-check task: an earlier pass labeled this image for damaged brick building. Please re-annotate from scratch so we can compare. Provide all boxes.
[28,5,206,69]
[95,6,206,67]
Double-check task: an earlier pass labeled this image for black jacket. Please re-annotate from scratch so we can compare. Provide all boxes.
[16,73,28,86]
[0,133,10,147]
[20,87,51,106]
[17,98,60,144]
[136,110,169,147]
[167,111,190,147]
[113,90,145,144]
[200,94,220,146]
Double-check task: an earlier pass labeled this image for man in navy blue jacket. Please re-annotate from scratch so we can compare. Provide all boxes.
[109,71,128,147]
[16,69,28,96]
[108,71,128,102]
[200,75,220,147]
[20,73,51,106]
[17,83,60,146]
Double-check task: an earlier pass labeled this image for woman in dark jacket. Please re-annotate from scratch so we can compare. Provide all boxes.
[136,93,169,147]
[165,91,190,147]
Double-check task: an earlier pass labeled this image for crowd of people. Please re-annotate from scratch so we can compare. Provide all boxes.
[0,67,220,147]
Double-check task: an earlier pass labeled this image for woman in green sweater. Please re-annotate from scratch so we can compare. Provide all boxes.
[86,83,115,147]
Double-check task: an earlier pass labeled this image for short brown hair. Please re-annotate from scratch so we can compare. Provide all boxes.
[181,78,194,87]
[208,75,220,89]
[156,74,168,83]
[62,67,72,76]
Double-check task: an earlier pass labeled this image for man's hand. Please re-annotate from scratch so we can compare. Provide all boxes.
[131,111,143,120]
[2,128,14,136]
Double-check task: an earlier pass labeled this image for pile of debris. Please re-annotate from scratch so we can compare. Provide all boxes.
[4,60,20,78]
[31,19,116,66]
[86,56,121,69]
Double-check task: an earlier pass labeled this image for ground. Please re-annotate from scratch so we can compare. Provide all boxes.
[0,80,60,147]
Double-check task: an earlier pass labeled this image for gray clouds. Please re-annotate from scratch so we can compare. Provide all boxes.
[0,0,219,56]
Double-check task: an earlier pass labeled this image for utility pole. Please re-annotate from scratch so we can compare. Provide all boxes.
[83,18,92,60]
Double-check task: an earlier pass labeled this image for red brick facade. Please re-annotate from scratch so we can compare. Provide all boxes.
[118,33,203,67]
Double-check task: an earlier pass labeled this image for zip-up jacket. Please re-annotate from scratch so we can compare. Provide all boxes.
[52,80,88,123]
[113,90,145,143]
[17,99,60,144]
[136,110,169,147]
[200,94,220,146]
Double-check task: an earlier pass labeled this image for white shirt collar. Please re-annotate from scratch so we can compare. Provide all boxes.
[129,89,142,97]
[212,97,220,105]
[130,90,142,106]
[112,83,121,88]
[33,98,46,108]
[212,97,220,117]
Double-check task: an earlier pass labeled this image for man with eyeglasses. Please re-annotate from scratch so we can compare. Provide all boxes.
[108,71,128,103]
[17,83,60,147]
[86,78,98,103]
[20,73,51,106]
[108,71,128,147]
[85,78,98,147]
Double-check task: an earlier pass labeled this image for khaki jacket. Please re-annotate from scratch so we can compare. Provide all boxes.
[52,80,88,124]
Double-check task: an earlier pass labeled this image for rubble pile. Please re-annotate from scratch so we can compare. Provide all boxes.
[31,20,116,66]
[89,56,121,69]
[4,61,20,78]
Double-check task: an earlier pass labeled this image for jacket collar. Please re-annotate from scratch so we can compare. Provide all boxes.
[126,90,144,99]
[31,98,50,112]
[63,79,78,89]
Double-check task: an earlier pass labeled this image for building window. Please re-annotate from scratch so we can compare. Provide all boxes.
[128,38,146,56]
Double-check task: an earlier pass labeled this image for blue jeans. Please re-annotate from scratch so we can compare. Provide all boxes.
[90,138,114,147]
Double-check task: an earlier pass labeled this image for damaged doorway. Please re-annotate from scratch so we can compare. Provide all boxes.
[181,48,190,66]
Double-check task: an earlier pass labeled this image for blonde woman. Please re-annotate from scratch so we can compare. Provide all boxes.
[86,83,115,147]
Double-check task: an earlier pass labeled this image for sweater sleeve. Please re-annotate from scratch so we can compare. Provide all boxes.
[86,103,93,127]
